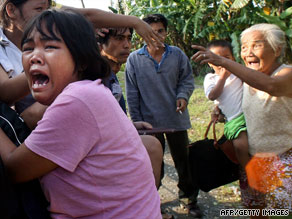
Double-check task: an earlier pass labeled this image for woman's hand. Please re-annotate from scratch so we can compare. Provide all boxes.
[134,19,164,50]
[69,8,164,50]
[191,45,225,66]
[95,28,109,38]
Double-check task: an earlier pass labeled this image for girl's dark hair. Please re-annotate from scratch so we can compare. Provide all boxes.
[206,40,234,56]
[0,0,53,28]
[21,9,111,81]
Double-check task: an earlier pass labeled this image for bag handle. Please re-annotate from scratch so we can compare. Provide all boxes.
[204,119,213,139]
[212,118,219,149]
[204,118,219,149]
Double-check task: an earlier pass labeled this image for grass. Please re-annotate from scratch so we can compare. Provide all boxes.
[117,71,224,142]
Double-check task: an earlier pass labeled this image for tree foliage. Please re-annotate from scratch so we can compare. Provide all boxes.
[113,0,292,75]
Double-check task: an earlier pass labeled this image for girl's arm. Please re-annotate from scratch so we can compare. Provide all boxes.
[20,102,48,130]
[208,68,230,101]
[0,67,30,105]
[0,128,57,183]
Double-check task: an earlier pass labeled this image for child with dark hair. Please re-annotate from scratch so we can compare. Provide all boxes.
[0,0,162,130]
[0,9,161,218]
[204,39,250,168]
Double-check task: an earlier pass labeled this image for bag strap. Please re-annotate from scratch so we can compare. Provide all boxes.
[212,118,219,149]
[203,119,213,139]
[204,118,219,149]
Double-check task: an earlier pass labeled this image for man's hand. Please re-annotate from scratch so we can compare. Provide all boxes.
[176,98,187,113]
[133,121,153,130]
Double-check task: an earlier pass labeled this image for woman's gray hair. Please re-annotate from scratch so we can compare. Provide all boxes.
[241,23,286,59]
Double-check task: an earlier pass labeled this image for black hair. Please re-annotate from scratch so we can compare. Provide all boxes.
[96,27,133,45]
[206,40,234,56]
[21,9,110,81]
[0,0,53,28]
[142,14,168,30]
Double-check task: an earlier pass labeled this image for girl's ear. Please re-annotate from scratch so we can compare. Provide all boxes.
[6,3,17,19]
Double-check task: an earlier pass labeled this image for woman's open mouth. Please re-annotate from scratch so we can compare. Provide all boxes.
[246,60,260,69]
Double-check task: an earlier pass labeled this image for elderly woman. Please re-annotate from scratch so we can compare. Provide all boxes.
[192,23,292,213]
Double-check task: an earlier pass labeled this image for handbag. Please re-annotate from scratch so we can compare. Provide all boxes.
[0,102,50,219]
[188,119,239,192]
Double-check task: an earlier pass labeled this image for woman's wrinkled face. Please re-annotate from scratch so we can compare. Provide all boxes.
[22,26,78,105]
[241,31,280,75]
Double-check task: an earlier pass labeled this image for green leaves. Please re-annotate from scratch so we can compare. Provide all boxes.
[280,7,292,19]
[120,0,292,75]
[108,6,118,14]
[230,31,242,63]
[257,12,287,29]
[150,0,158,7]
[230,0,250,10]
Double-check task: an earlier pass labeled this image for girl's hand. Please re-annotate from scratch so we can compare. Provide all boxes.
[211,106,225,123]
[218,67,231,79]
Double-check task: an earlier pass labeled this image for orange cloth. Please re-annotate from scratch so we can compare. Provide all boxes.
[246,154,284,193]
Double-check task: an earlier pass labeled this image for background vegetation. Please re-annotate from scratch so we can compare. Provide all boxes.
[112,0,292,76]
[113,0,292,138]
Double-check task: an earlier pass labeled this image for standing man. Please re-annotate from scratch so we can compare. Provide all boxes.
[97,27,133,114]
[96,27,163,190]
[125,14,201,217]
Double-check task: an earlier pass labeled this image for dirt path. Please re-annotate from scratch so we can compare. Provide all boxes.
[158,145,248,219]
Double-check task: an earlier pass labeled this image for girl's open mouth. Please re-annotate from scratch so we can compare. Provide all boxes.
[32,73,49,89]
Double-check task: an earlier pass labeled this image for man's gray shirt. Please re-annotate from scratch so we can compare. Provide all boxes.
[125,44,195,130]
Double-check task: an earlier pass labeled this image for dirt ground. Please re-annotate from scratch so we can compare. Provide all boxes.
[158,145,248,219]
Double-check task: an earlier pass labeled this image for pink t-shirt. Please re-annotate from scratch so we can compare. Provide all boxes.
[25,79,161,219]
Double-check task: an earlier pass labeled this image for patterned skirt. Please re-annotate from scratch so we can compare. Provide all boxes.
[239,148,292,211]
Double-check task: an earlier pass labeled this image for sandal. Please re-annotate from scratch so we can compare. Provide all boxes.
[187,202,203,218]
